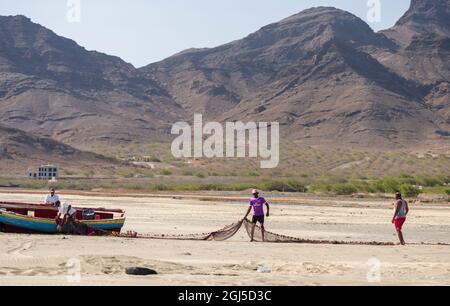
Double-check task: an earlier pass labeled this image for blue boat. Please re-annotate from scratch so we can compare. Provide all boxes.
[0,202,126,234]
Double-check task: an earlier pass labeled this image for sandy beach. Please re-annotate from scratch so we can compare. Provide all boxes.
[0,191,449,286]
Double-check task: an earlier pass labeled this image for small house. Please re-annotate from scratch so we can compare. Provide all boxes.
[28,165,59,180]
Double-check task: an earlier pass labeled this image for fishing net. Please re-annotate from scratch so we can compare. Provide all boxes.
[117,219,396,246]
[242,219,395,246]
[120,220,244,241]
[207,220,244,241]
[65,220,113,236]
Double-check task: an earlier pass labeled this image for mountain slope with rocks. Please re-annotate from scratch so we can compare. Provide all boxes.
[0,0,448,152]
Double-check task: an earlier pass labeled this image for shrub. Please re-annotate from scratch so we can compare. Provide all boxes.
[182,170,194,176]
[146,156,162,163]
[349,180,373,193]
[260,181,307,193]
[160,170,172,176]
[374,178,401,193]
[399,184,421,198]
[148,184,171,191]
[21,180,48,189]
[309,183,331,193]
[415,176,444,187]
[245,171,259,177]
[331,183,358,195]
[120,170,136,178]
[62,169,74,176]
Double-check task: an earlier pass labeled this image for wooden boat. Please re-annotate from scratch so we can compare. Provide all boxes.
[0,201,125,234]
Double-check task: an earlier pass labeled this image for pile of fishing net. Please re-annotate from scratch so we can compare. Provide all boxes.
[66,220,113,236]
[120,219,396,246]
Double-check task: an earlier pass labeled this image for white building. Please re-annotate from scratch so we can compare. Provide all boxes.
[28,165,59,180]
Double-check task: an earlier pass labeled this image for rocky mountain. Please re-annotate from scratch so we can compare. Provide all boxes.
[375,0,450,149]
[144,7,391,118]
[0,15,184,147]
[143,4,449,149]
[0,124,123,174]
[378,0,450,83]
[0,0,449,151]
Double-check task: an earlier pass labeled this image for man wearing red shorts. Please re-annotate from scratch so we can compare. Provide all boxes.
[392,192,409,245]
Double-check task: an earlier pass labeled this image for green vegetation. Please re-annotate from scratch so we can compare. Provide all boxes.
[331,183,359,196]
[399,184,421,198]
[0,175,448,197]
[195,173,206,179]
[259,180,307,193]
[309,176,448,197]
[159,170,173,176]
[3,143,449,197]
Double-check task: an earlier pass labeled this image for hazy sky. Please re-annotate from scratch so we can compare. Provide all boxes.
[0,0,411,67]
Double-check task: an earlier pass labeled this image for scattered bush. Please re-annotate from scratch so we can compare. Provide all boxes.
[182,170,194,176]
[61,170,74,176]
[145,156,162,163]
[160,170,172,176]
[309,183,331,193]
[259,181,307,193]
[415,176,444,187]
[120,170,137,178]
[399,184,421,198]
[331,183,358,195]
[148,184,170,191]
[380,178,401,193]
[245,171,259,177]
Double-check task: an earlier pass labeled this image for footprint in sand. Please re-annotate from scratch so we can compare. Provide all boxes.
[6,241,35,259]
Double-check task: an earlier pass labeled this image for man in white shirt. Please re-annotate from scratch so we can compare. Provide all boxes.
[44,188,60,206]
[56,202,77,232]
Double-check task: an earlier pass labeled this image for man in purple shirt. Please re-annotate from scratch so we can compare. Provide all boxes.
[243,189,270,242]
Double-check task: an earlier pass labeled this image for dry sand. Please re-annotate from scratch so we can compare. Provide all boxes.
[0,191,449,286]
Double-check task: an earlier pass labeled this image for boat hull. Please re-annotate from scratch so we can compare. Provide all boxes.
[0,210,125,234]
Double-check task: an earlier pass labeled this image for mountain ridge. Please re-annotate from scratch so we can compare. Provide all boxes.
[0,1,448,152]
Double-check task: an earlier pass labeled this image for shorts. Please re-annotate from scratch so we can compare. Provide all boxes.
[394,218,406,231]
[252,215,265,225]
